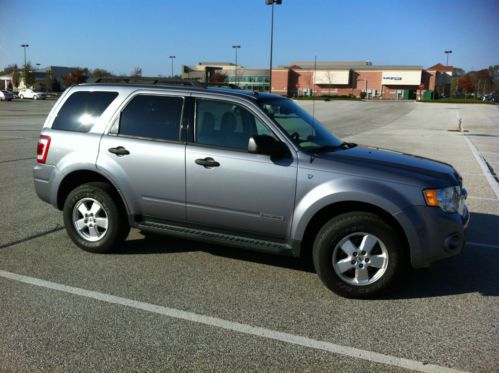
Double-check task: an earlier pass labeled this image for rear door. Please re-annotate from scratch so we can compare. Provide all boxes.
[97,93,187,222]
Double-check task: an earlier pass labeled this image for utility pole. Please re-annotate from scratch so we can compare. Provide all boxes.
[444,50,452,66]
[21,44,29,67]
[169,56,176,78]
[232,45,241,86]
[265,0,282,93]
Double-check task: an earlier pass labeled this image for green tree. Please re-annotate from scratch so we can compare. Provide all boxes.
[23,63,35,87]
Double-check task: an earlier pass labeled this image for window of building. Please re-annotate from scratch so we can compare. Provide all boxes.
[119,95,183,141]
[195,99,273,150]
[52,91,118,132]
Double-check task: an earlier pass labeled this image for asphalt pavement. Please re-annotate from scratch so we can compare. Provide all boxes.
[0,98,498,372]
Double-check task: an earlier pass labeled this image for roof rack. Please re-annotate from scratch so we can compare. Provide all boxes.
[91,76,204,87]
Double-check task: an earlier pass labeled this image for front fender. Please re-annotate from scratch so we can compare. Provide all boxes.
[291,176,421,241]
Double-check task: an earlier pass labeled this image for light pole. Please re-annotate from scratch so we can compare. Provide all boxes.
[232,45,241,86]
[265,0,282,93]
[21,44,29,67]
[357,78,368,99]
[169,55,176,78]
[444,50,452,66]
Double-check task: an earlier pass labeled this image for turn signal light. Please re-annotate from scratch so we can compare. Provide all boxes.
[37,135,51,164]
[423,189,438,207]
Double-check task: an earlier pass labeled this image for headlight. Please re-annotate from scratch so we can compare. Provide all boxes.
[423,186,460,213]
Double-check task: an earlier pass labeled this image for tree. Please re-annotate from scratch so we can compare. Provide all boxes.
[131,67,142,77]
[23,63,36,87]
[0,64,18,75]
[458,75,474,94]
[210,71,228,84]
[92,68,113,79]
[12,65,20,88]
[63,68,89,86]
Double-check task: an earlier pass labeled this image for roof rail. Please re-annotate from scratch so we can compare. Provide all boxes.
[91,76,204,87]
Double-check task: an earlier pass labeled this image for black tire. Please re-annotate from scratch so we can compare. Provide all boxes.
[313,212,405,298]
[63,182,130,253]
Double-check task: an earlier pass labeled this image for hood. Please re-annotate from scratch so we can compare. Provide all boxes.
[309,145,460,188]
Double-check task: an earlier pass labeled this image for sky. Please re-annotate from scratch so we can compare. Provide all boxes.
[0,0,498,76]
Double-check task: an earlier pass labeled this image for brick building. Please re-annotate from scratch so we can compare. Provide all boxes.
[272,61,450,99]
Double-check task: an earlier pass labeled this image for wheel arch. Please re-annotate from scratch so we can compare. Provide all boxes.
[299,200,410,262]
[57,170,130,221]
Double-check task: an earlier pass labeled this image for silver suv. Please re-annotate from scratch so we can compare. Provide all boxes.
[34,84,469,298]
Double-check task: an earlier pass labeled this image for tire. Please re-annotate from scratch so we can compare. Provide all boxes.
[33,95,38,100]
[313,212,405,298]
[63,182,130,253]
[20,95,24,99]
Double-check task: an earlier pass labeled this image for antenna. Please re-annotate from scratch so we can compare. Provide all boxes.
[312,55,317,122]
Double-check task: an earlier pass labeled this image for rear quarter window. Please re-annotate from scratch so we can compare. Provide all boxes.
[52,91,118,132]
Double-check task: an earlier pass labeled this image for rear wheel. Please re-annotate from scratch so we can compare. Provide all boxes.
[33,95,38,100]
[313,212,405,298]
[63,182,129,253]
[19,95,24,99]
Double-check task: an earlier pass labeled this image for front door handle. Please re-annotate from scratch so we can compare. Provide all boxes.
[108,146,130,156]
[195,157,220,168]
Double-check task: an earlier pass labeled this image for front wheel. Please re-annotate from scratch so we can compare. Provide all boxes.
[313,212,405,298]
[33,95,38,100]
[63,182,130,253]
[19,95,24,99]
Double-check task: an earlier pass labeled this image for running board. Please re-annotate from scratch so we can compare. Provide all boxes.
[137,220,296,256]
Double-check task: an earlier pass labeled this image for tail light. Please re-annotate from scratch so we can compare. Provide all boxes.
[37,135,51,164]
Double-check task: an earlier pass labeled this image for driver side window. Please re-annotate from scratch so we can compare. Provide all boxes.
[195,99,273,150]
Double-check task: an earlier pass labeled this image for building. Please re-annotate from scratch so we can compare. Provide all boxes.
[0,66,77,91]
[272,61,442,99]
[182,62,270,91]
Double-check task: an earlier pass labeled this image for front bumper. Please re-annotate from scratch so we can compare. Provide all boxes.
[394,203,469,268]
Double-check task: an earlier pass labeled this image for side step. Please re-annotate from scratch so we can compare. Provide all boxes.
[137,220,296,256]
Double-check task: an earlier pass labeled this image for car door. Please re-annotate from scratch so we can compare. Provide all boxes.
[186,97,297,240]
[97,93,187,222]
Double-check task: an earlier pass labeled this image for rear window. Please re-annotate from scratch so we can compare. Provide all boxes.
[52,91,118,132]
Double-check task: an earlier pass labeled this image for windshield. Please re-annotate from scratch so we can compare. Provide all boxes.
[257,98,343,151]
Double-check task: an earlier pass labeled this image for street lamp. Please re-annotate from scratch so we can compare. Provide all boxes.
[232,45,241,86]
[357,78,368,99]
[444,50,452,66]
[169,55,176,78]
[20,44,29,67]
[265,0,282,93]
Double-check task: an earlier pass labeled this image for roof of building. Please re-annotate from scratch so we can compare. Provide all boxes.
[198,62,236,66]
[290,63,424,71]
[427,63,453,72]
[291,61,372,68]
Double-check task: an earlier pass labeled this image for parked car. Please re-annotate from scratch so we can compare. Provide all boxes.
[483,94,499,103]
[18,88,47,100]
[0,90,14,101]
[33,84,469,298]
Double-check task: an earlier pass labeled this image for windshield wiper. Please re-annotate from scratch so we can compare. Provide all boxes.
[309,142,356,162]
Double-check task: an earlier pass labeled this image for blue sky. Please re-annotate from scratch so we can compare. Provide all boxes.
[0,0,498,76]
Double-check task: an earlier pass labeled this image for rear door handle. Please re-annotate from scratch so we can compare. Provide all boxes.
[195,157,220,168]
[108,146,130,156]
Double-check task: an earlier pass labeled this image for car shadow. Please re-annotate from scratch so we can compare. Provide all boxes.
[115,212,499,298]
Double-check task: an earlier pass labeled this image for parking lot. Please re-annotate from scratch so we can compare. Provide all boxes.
[1,98,498,372]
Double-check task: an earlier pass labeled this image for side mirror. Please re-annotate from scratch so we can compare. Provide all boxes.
[248,135,289,158]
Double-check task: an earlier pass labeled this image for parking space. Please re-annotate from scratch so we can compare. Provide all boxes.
[1,99,498,372]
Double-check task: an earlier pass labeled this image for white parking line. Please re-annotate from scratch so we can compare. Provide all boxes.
[463,136,499,200]
[0,270,466,373]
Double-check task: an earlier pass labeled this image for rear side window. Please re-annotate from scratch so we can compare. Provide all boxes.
[119,95,183,141]
[52,91,118,132]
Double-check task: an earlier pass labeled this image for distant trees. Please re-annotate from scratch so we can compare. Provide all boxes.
[449,65,499,97]
[92,68,113,79]
[23,63,35,87]
[63,68,89,86]
[210,71,228,84]
[131,67,142,77]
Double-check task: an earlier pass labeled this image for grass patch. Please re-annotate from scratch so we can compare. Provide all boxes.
[420,98,495,104]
